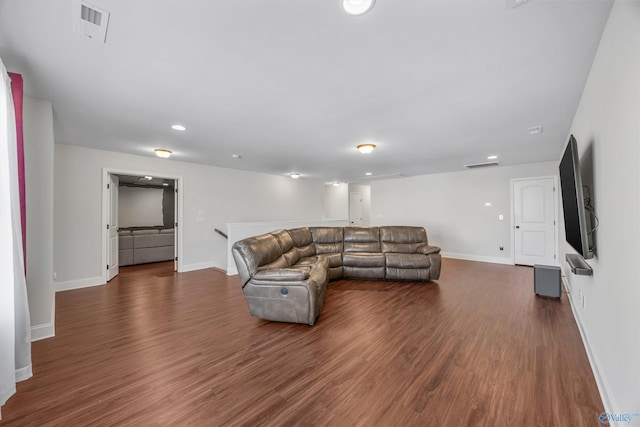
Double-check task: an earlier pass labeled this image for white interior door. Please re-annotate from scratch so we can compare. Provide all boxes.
[107,174,119,281]
[513,177,557,266]
[349,192,363,226]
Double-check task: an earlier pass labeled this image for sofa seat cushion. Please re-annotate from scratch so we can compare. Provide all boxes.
[385,253,431,269]
[316,253,342,268]
[342,252,385,268]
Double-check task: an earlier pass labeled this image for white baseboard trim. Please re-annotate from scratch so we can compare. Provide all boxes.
[55,276,105,292]
[31,322,54,341]
[562,273,613,419]
[442,252,514,265]
[181,261,221,272]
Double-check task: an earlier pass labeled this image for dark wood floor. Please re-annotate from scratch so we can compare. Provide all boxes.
[2,259,603,426]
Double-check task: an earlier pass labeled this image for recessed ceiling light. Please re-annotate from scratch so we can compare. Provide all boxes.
[231,154,242,159]
[171,124,186,131]
[290,173,300,179]
[162,183,169,186]
[365,172,372,176]
[357,143,376,154]
[342,0,375,16]
[143,176,153,180]
[487,155,498,160]
[154,148,172,158]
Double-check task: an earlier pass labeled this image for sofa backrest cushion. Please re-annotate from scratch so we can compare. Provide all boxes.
[287,227,316,258]
[270,230,300,267]
[310,227,344,254]
[343,227,380,253]
[232,234,283,286]
[271,229,294,252]
[380,226,428,253]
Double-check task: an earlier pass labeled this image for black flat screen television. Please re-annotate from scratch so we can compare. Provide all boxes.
[559,135,594,259]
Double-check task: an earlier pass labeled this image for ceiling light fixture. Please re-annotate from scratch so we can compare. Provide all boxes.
[487,155,498,160]
[357,143,376,154]
[365,172,372,176]
[171,124,186,131]
[342,0,375,16]
[290,173,300,179]
[143,175,153,180]
[333,182,340,187]
[231,154,242,159]
[154,148,172,158]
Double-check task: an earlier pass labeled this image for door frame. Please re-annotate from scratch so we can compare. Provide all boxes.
[107,174,119,281]
[510,175,559,266]
[101,168,184,284]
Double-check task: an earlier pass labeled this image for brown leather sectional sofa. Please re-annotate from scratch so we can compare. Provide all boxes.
[232,226,441,325]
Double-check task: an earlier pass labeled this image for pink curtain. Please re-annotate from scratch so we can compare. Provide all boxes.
[7,72,25,271]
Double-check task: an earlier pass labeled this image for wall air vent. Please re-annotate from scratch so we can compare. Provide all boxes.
[464,161,500,169]
[73,0,110,43]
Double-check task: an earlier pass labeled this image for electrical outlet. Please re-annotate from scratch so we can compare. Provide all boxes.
[53,272,57,281]
[499,245,504,251]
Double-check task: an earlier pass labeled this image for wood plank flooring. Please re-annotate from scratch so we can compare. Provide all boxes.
[2,259,603,426]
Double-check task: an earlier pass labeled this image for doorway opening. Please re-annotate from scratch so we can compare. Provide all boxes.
[101,168,184,283]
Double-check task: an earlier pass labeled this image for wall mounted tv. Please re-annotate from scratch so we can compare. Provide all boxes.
[558,135,595,259]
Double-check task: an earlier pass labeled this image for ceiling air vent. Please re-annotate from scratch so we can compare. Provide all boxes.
[464,161,500,169]
[73,0,110,43]
[357,173,408,181]
[506,0,529,9]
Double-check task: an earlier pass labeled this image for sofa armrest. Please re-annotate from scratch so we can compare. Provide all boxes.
[417,245,441,255]
[253,267,311,282]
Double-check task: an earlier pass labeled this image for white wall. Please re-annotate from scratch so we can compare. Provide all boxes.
[371,162,557,263]
[118,186,164,227]
[323,182,371,225]
[23,96,54,340]
[323,183,348,219]
[54,144,326,287]
[561,1,639,417]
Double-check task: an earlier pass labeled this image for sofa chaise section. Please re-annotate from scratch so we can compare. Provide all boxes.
[232,232,329,326]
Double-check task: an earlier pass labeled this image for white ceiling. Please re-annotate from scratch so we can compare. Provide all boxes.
[0,0,612,183]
